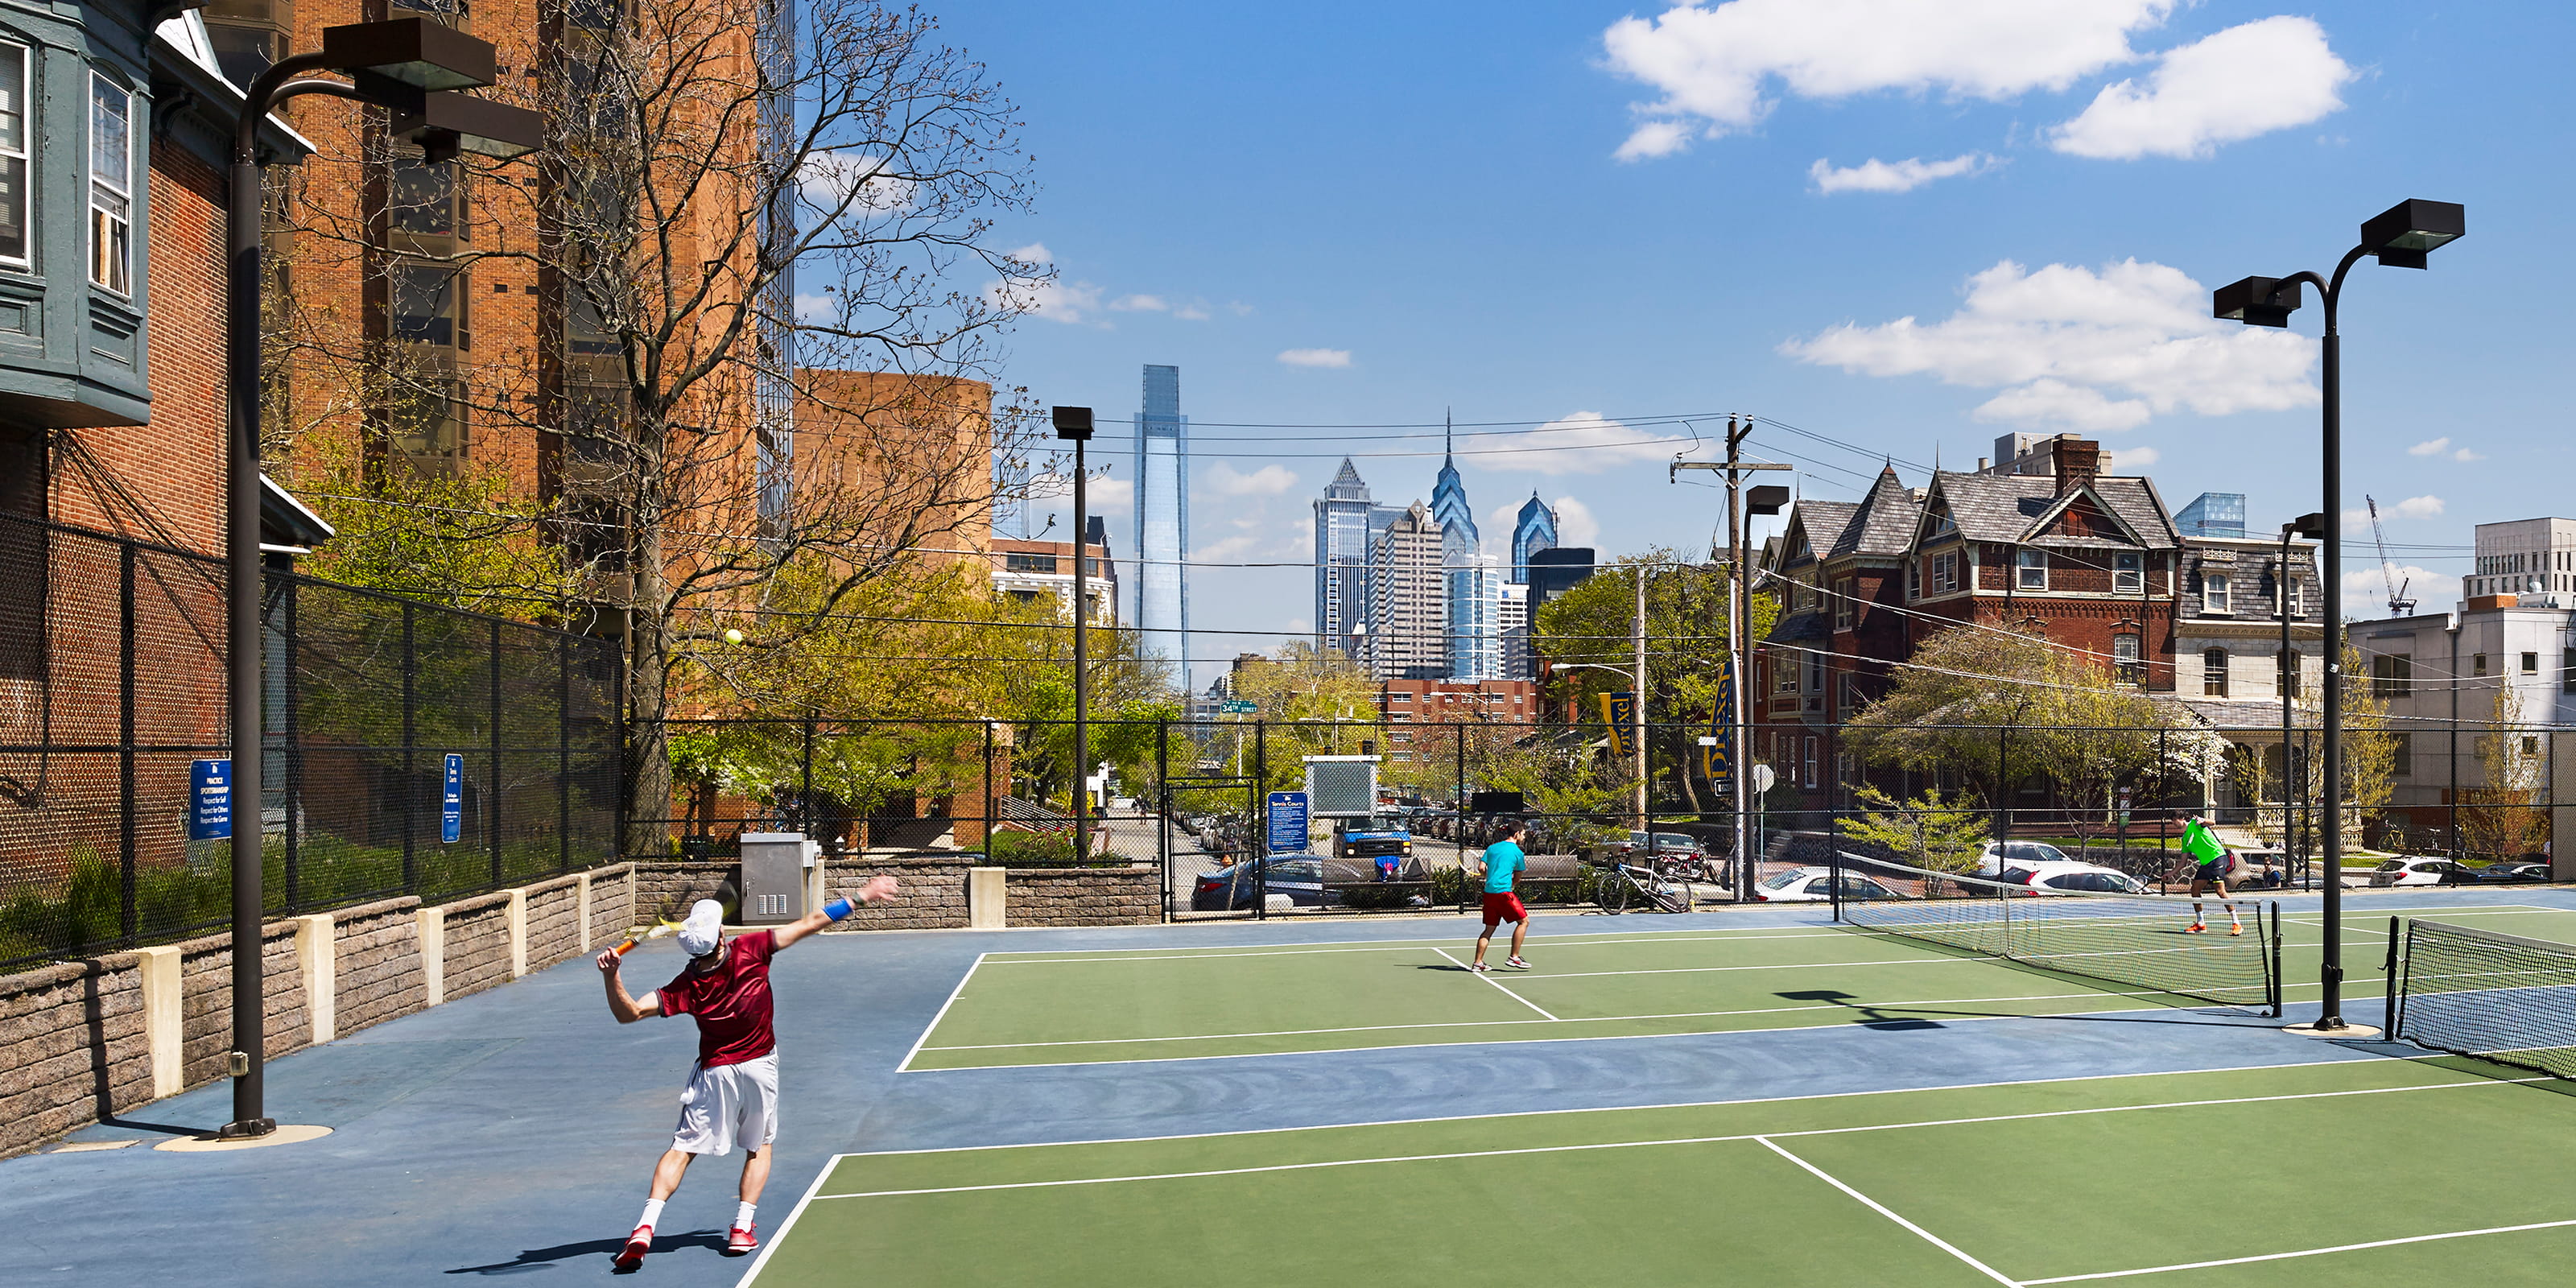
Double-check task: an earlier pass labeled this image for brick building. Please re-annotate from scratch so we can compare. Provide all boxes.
[1369,676,1540,770]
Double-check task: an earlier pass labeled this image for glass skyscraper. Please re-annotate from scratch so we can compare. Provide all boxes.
[1314,458,1374,653]
[1511,492,1558,583]
[1133,365,1189,691]
[1429,413,1496,681]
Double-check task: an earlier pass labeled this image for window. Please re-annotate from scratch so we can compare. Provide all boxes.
[386,377,464,461]
[387,156,464,238]
[1794,580,1815,611]
[0,43,27,267]
[1833,578,1855,630]
[2564,648,2575,694]
[2017,548,2047,591]
[2112,633,2143,686]
[2473,653,2488,676]
[2522,735,2541,757]
[2114,551,2142,594]
[2277,649,2301,699]
[1905,559,1921,601]
[2203,572,2231,614]
[1805,650,1824,696]
[2371,654,2413,698]
[2287,576,2303,617]
[1388,692,1410,704]
[200,0,295,87]
[1839,674,1863,710]
[2522,651,2540,675]
[1004,589,1038,605]
[2203,648,2229,697]
[1775,650,1797,694]
[1930,551,1959,594]
[2392,733,2412,776]
[390,263,466,346]
[1003,552,1057,574]
[89,76,132,295]
[1802,736,1818,789]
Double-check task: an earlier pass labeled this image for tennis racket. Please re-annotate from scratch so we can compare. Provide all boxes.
[609,917,686,957]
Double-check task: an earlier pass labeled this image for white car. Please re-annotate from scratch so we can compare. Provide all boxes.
[1752,866,1904,903]
[2370,857,2479,888]
[2000,861,2152,895]
[1971,840,2074,877]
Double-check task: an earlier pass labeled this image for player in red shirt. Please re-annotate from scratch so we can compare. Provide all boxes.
[597,876,897,1269]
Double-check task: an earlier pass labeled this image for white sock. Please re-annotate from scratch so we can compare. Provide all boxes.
[637,1198,665,1232]
[736,1201,757,1229]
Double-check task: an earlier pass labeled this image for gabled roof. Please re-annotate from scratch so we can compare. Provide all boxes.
[1777,500,1858,568]
[1827,465,1924,559]
[1917,471,2178,551]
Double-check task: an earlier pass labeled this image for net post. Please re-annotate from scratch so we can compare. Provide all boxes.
[2268,902,2283,1018]
[2383,915,2405,1036]
[1830,844,1842,923]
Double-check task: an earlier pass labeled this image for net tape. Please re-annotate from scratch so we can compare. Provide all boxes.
[1834,852,2279,1012]
[2395,919,2576,1080]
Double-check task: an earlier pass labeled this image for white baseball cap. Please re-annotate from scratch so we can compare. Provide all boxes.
[676,900,724,957]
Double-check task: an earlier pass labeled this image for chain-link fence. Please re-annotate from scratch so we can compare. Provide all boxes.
[0,514,621,974]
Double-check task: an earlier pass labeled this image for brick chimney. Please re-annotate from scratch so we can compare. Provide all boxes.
[2049,434,2101,493]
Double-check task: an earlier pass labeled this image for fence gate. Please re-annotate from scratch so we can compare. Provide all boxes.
[1160,774,1261,920]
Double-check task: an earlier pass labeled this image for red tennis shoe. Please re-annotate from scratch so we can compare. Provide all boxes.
[613,1225,652,1270]
[727,1224,758,1255]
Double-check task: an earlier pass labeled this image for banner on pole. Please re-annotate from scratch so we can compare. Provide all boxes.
[1702,656,1736,782]
[1600,691,1637,761]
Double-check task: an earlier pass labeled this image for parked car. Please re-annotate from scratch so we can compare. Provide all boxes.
[2478,861,2553,883]
[1190,855,1330,910]
[2000,861,2153,895]
[1971,840,2073,877]
[1752,866,1903,903]
[2371,857,2479,887]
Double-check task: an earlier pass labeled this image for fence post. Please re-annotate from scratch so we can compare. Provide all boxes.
[982,720,995,857]
[490,618,504,889]
[402,601,418,893]
[802,717,816,840]
[1995,724,2010,842]
[118,543,137,947]
[283,575,301,911]
[1155,720,1169,923]
[558,637,572,876]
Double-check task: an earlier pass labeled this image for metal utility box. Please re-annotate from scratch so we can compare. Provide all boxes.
[1302,755,1380,819]
[739,832,817,924]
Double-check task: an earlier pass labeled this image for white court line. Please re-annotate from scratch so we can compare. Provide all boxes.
[2021,1216,2576,1283]
[913,985,2188,1056]
[983,931,1847,964]
[836,1055,2392,1158]
[807,1076,2532,1201]
[1430,946,1558,1019]
[1759,1136,2023,1287]
[894,952,986,1074]
[732,1141,843,1288]
[1509,955,1982,981]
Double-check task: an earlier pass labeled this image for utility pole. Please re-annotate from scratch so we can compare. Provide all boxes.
[1675,417,1789,902]
[1633,566,1648,835]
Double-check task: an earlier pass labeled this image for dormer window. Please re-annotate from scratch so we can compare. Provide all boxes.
[2204,572,2231,614]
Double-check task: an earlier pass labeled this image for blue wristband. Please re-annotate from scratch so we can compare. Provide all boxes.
[824,897,854,921]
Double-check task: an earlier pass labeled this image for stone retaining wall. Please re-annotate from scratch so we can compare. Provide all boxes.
[1001,866,1159,927]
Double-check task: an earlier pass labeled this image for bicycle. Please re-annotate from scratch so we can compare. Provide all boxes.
[1593,861,1693,914]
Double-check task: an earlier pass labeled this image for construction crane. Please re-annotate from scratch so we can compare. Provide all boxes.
[2365,496,2416,616]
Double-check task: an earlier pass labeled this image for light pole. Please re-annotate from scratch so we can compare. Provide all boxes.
[1675,421,1790,899]
[1053,407,1094,861]
[221,19,537,1140]
[2214,198,2465,1034]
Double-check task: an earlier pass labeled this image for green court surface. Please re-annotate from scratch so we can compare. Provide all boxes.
[901,903,2576,1071]
[746,1055,2576,1286]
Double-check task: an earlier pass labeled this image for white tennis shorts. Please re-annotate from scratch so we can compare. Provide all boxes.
[670,1053,778,1156]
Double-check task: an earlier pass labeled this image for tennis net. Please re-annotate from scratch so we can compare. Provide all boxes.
[1831,853,2280,1013]
[2392,919,2576,1080]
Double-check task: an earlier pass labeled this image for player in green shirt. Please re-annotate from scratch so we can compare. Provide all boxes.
[2179,814,2241,936]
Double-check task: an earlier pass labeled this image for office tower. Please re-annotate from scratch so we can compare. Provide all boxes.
[1525,547,1597,617]
[1429,412,1488,679]
[1498,581,1532,679]
[1132,364,1190,691]
[1314,457,1374,652]
[2174,492,2248,539]
[1368,502,1447,680]
[1511,492,1558,582]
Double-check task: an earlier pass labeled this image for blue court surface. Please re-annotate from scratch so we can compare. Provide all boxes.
[6,887,2575,1286]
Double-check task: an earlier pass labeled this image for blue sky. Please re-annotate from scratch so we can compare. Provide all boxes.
[958,2,2574,687]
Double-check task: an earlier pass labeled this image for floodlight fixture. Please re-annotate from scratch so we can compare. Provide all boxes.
[2359,199,2467,269]
[1052,406,1094,442]
[2214,275,2301,328]
[320,18,497,91]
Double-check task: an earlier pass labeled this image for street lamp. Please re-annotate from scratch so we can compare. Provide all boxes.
[2213,198,2465,1035]
[1052,407,1094,862]
[219,19,538,1141]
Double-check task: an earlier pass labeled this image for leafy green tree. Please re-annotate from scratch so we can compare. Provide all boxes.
[1835,785,1989,873]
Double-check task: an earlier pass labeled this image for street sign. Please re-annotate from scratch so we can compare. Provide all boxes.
[1265,791,1310,854]
[1221,700,1257,715]
[188,759,230,840]
[441,754,464,844]
[1751,763,1777,795]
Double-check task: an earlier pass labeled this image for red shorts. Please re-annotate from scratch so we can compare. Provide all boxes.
[1481,892,1526,927]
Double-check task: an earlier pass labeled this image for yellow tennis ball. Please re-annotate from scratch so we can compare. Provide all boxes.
[724,629,745,644]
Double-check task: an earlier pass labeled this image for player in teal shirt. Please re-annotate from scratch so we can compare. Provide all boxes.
[1471,820,1532,971]
[2179,814,2241,936]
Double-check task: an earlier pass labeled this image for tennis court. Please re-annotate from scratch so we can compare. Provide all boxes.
[746,1054,2576,1286]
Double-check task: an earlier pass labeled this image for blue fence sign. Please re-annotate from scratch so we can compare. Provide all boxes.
[442,754,464,844]
[188,759,230,840]
[1265,791,1309,855]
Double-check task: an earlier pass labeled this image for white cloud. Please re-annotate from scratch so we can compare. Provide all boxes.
[2407,437,2450,456]
[1030,470,1131,513]
[1173,304,1212,321]
[2341,495,2445,535]
[2342,564,2459,617]
[2115,444,2159,468]
[1781,258,2315,430]
[1010,242,1052,263]
[1602,0,2171,159]
[1207,463,1298,497]
[798,150,915,213]
[1018,278,1105,324]
[1110,294,1168,312]
[2453,447,2483,462]
[2050,16,2351,160]
[1809,153,1996,194]
[1456,412,1690,476]
[1278,348,1352,369]
[1552,496,1603,547]
[2393,494,2444,520]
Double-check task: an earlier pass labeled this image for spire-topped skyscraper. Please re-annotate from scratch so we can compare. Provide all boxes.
[1132,365,1189,691]
[1511,491,1558,582]
[1429,411,1498,680]
[1429,411,1479,555]
[1314,457,1374,653]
